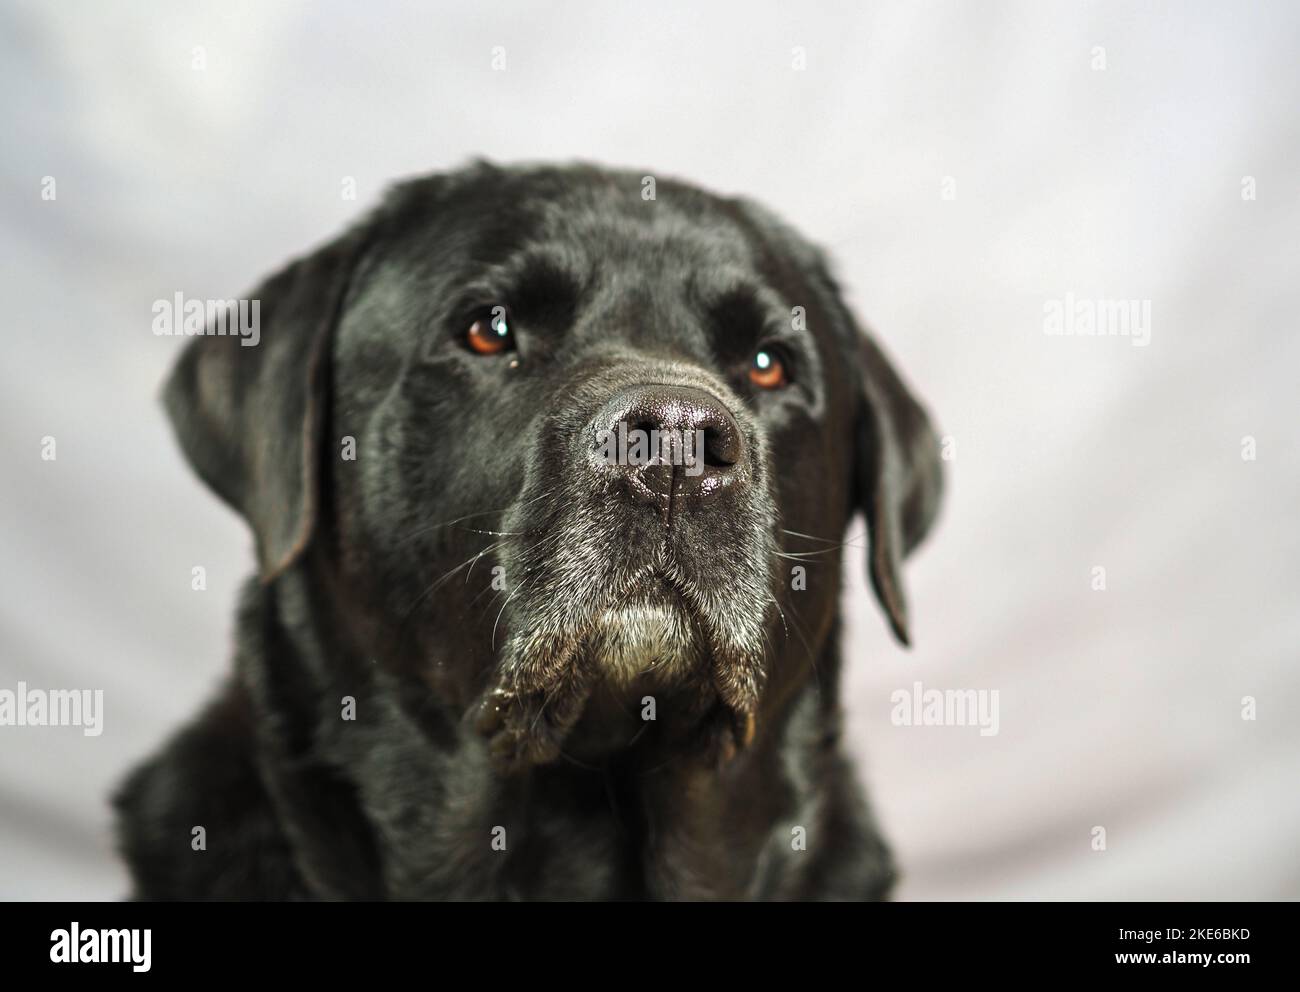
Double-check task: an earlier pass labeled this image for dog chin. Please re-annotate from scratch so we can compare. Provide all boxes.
[582,602,700,688]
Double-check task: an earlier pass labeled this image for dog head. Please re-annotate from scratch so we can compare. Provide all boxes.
[165,162,942,768]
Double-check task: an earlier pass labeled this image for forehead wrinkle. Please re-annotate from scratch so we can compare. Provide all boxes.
[685,264,790,317]
[481,239,592,297]
[566,272,712,359]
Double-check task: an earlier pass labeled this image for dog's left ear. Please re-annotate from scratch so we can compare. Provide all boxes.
[163,223,372,581]
[852,328,944,645]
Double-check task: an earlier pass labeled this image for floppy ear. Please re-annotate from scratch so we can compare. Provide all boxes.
[853,329,944,646]
[163,225,370,581]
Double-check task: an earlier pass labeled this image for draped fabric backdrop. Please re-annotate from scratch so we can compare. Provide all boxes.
[2,0,1297,899]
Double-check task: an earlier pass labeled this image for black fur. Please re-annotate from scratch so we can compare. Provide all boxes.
[115,162,942,900]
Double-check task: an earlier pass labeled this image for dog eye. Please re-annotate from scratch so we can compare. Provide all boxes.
[748,346,789,389]
[465,308,514,355]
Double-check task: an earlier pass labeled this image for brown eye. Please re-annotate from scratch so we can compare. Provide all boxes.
[466,309,513,355]
[749,347,788,389]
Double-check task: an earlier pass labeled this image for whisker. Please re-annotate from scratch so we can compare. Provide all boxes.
[491,575,536,652]
[400,539,507,620]
[469,579,504,610]
[395,490,555,546]
[781,598,823,693]
[772,531,870,560]
[768,593,790,645]
[464,541,498,585]
[528,679,564,735]
[780,527,863,544]
[770,546,863,561]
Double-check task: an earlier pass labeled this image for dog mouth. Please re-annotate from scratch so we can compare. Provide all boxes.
[500,555,695,677]
[476,529,775,770]
[493,525,772,710]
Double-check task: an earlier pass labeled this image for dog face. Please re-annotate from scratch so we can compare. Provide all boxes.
[165,162,942,768]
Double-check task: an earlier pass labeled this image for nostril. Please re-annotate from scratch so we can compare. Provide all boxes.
[626,417,659,440]
[702,424,740,468]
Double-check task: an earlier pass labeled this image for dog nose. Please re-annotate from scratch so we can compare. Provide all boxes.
[588,384,747,522]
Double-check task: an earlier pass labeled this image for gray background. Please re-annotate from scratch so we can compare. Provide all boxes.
[2,0,1297,900]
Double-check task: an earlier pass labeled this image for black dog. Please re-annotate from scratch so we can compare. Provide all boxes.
[115,162,943,900]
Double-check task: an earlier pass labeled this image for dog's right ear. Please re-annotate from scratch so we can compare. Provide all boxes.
[163,223,371,582]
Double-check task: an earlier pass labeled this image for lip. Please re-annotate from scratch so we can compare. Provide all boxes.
[626,467,732,523]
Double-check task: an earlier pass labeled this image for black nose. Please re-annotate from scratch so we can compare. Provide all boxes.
[588,384,747,524]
